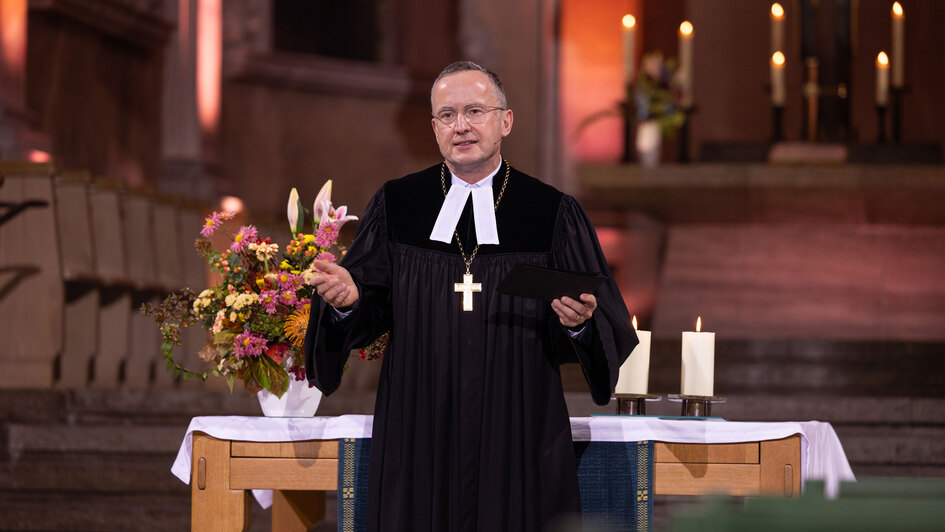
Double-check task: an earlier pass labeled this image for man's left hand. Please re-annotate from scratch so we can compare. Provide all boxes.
[551,293,597,328]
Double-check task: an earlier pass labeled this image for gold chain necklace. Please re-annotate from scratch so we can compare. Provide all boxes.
[441,160,510,311]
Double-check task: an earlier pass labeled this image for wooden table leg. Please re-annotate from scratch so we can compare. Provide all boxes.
[192,432,252,531]
[760,434,801,497]
[272,490,326,532]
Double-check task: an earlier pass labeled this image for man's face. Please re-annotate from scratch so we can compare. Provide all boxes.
[431,70,513,181]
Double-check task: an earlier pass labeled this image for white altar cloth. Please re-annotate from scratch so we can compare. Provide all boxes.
[171,415,854,508]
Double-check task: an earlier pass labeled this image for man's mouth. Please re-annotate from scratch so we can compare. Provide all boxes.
[454,140,477,147]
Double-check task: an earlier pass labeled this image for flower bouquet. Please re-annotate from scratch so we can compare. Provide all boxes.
[141,181,357,397]
[631,51,686,136]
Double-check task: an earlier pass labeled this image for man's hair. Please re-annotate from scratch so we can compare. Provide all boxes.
[431,61,508,110]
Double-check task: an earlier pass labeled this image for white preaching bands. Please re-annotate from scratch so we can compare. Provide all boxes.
[429,161,501,245]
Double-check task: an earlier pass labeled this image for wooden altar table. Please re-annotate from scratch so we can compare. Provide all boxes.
[173,416,853,531]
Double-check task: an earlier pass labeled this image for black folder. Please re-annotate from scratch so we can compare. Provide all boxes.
[497,264,607,301]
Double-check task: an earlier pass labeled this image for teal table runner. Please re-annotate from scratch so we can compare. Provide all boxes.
[337,439,654,532]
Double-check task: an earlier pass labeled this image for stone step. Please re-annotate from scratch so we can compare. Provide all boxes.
[0,454,184,493]
[4,423,186,459]
[0,491,274,532]
[708,394,945,425]
[560,339,945,397]
[834,425,945,469]
[63,388,264,425]
[0,389,66,423]
[0,492,192,531]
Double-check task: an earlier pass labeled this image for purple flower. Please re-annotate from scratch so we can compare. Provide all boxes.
[315,252,336,263]
[230,225,258,252]
[275,272,303,291]
[259,290,279,315]
[280,290,299,307]
[315,220,339,247]
[233,330,267,358]
[201,212,223,237]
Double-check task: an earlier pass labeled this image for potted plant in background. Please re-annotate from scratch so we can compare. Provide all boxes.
[142,181,359,416]
[631,52,686,166]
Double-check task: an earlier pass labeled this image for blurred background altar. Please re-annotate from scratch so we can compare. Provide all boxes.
[0,0,942,530]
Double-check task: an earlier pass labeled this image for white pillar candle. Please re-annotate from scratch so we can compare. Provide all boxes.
[891,2,905,88]
[681,317,715,396]
[876,51,890,106]
[616,317,650,394]
[678,21,694,107]
[771,51,786,106]
[770,3,785,55]
[622,14,637,87]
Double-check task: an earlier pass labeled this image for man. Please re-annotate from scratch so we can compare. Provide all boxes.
[304,61,637,531]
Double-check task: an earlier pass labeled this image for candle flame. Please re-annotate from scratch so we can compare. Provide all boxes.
[772,51,785,66]
[27,149,50,163]
[632,315,638,330]
[877,51,889,66]
[771,3,784,18]
[622,14,636,29]
[679,21,693,36]
[220,195,244,214]
[696,316,702,333]
[892,2,903,17]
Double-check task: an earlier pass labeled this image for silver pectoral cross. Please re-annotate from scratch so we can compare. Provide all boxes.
[454,273,482,311]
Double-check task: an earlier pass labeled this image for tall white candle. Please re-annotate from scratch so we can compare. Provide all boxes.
[616,316,651,394]
[770,3,785,55]
[771,51,786,106]
[678,21,694,107]
[876,51,890,106]
[622,14,637,87]
[891,2,905,88]
[681,316,715,397]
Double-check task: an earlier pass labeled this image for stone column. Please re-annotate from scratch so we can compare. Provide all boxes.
[0,0,50,159]
[458,0,562,189]
[160,0,225,201]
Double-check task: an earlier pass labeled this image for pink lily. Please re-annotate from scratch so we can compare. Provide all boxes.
[312,180,332,224]
[327,204,358,231]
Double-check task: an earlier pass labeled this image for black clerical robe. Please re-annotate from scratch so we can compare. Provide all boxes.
[304,162,637,532]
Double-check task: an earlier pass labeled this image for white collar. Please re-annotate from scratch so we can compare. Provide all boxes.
[429,161,502,245]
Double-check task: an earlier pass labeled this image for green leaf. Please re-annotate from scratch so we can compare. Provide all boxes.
[252,359,271,391]
[214,331,236,344]
[267,361,289,398]
[294,197,306,234]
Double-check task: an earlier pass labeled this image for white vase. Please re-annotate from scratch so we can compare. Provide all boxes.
[257,377,323,417]
[635,120,662,167]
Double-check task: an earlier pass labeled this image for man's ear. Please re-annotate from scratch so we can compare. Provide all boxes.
[501,109,514,137]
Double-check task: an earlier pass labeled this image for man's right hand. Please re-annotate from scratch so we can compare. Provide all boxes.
[311,260,360,309]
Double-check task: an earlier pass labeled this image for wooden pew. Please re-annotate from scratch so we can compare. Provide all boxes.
[87,179,133,388]
[122,189,163,388]
[150,199,183,388]
[0,161,64,387]
[53,171,100,388]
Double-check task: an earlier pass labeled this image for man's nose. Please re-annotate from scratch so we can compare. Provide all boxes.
[453,111,471,131]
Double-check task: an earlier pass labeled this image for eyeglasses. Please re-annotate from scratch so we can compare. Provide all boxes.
[432,105,506,126]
